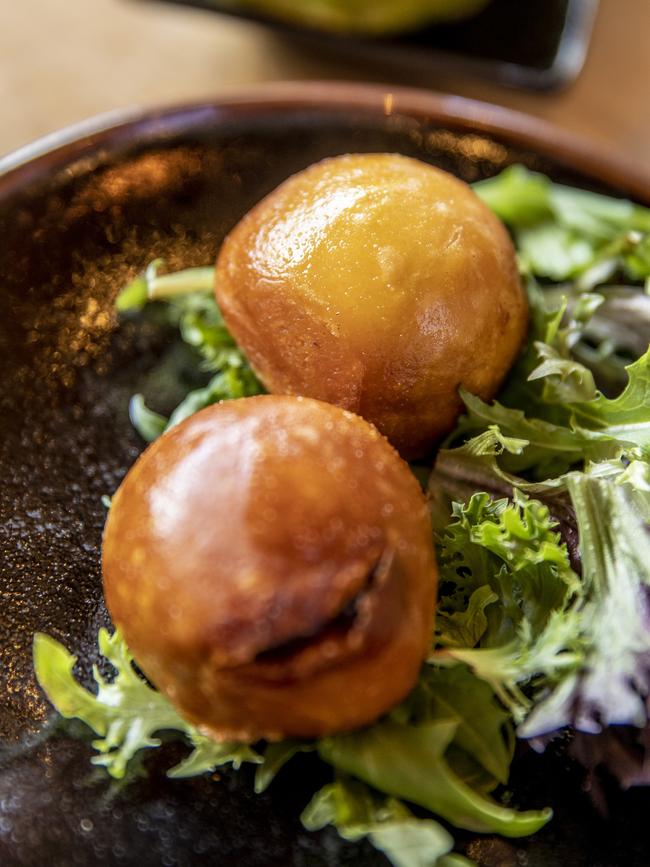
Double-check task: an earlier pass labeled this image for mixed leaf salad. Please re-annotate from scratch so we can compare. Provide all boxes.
[34,166,650,865]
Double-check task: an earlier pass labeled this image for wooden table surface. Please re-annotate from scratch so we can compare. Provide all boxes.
[1,0,648,180]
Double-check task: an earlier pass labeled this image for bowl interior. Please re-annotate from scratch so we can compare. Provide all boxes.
[0,100,647,867]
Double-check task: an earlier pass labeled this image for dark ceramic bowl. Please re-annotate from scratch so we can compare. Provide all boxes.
[0,82,648,867]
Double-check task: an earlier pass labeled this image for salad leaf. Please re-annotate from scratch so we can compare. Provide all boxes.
[168,732,262,778]
[116,274,148,312]
[444,492,573,582]
[318,720,551,836]
[33,630,187,778]
[34,625,542,863]
[117,262,263,441]
[33,630,260,780]
[254,740,314,793]
[436,490,579,628]
[522,276,650,397]
[453,390,616,478]
[573,287,650,389]
[523,289,603,407]
[430,585,498,650]
[427,426,530,532]
[528,340,597,405]
[518,223,594,281]
[116,260,214,311]
[432,490,582,721]
[570,348,650,445]
[455,345,650,478]
[130,364,262,442]
[472,163,552,226]
[301,779,456,867]
[129,394,168,443]
[166,288,241,372]
[444,613,583,726]
[165,365,262,429]
[521,475,650,737]
[475,165,650,282]
[402,666,513,786]
[432,449,650,745]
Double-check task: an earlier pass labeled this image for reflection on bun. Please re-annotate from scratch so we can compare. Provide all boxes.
[102,396,437,740]
[215,153,528,458]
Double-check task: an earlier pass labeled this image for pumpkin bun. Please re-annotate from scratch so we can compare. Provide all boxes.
[215,153,528,458]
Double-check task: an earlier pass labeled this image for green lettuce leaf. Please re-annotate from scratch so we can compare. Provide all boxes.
[116,260,214,311]
[453,390,617,478]
[34,626,545,863]
[318,720,551,837]
[34,630,188,778]
[431,490,583,721]
[523,289,603,406]
[166,288,242,372]
[301,779,457,867]
[472,163,552,226]
[437,490,579,632]
[427,426,530,532]
[475,165,650,282]
[33,629,260,779]
[402,666,513,786]
[165,365,262,429]
[518,223,594,281]
[116,262,263,441]
[444,613,583,725]
[115,274,149,312]
[128,394,168,443]
[168,732,262,778]
[254,740,315,793]
[528,340,597,405]
[431,586,498,650]
[569,349,650,445]
[454,345,650,478]
[429,426,572,520]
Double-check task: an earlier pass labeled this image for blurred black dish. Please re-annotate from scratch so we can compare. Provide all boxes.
[149,0,599,90]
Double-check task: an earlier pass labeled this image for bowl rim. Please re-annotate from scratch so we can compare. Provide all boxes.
[1,80,648,202]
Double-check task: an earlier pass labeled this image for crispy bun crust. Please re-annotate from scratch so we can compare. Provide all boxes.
[215,153,528,458]
[102,395,437,740]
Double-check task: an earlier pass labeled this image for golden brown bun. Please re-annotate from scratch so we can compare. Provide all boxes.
[102,395,437,741]
[215,153,528,458]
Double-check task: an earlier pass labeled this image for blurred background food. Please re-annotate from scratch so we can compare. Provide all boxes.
[204,0,598,91]
[0,0,648,182]
[219,0,492,35]
[215,153,528,457]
